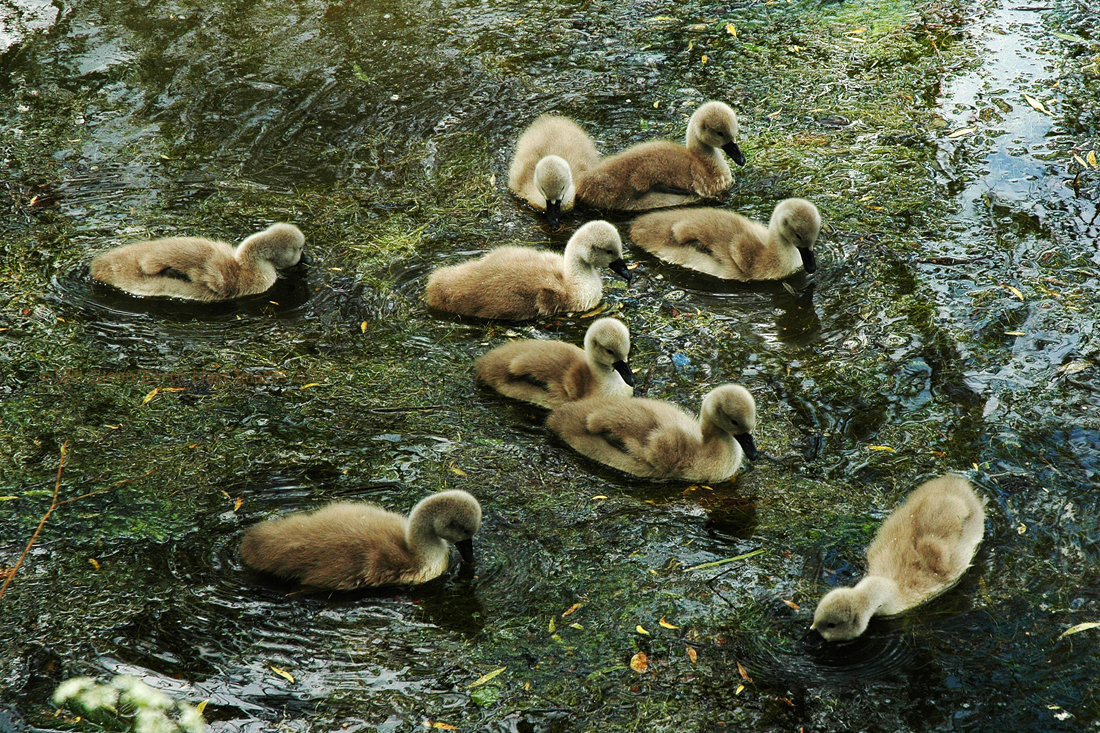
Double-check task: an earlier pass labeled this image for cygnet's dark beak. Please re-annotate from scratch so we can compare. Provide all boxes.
[613,360,635,387]
[293,252,312,268]
[801,628,826,648]
[455,538,475,563]
[722,141,746,166]
[545,200,562,228]
[609,258,633,284]
[798,247,817,274]
[735,432,758,460]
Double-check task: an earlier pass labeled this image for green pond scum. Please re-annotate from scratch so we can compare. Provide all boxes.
[1,0,1098,730]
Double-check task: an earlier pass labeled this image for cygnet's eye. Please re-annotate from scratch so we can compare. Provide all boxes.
[827,622,837,628]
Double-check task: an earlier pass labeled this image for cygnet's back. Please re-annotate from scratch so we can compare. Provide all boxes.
[424,220,631,321]
[866,474,985,609]
[239,490,482,590]
[575,101,746,212]
[630,198,820,280]
[89,223,305,301]
[475,317,634,409]
[508,115,600,225]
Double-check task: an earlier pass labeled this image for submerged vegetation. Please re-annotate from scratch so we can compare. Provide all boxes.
[1,0,1098,730]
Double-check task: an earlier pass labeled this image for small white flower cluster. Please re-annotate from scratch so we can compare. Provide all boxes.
[52,675,206,733]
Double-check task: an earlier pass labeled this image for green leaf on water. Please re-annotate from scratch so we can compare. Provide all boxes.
[351,62,372,83]
[1057,622,1100,640]
[1051,31,1092,46]
[470,684,502,707]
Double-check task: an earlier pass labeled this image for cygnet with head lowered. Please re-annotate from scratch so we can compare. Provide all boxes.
[424,221,632,321]
[239,490,482,590]
[475,317,635,409]
[575,101,746,212]
[508,115,601,227]
[630,198,821,280]
[811,474,986,642]
[546,384,758,482]
[89,223,305,301]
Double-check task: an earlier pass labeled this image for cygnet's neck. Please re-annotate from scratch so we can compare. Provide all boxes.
[853,574,903,616]
[406,513,451,568]
[234,236,281,273]
[562,247,603,311]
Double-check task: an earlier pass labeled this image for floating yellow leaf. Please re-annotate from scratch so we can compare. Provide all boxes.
[88,558,100,570]
[1017,524,1027,535]
[846,27,867,34]
[653,101,660,109]
[636,625,650,635]
[1088,150,1098,167]
[1001,285,1024,300]
[686,646,697,663]
[867,445,896,452]
[427,723,458,730]
[548,617,556,633]
[569,623,583,630]
[629,652,648,673]
[360,321,369,333]
[1057,622,1100,640]
[269,665,295,683]
[301,382,322,389]
[221,490,231,499]
[0,496,17,501]
[562,602,583,617]
[1073,152,1089,168]
[450,463,466,476]
[737,661,753,682]
[736,684,745,694]
[233,497,243,512]
[726,22,737,37]
[659,617,679,629]
[701,54,708,65]
[646,15,675,22]
[580,303,608,318]
[196,701,208,715]
[141,388,160,405]
[782,598,801,610]
[1005,331,1026,336]
[1022,93,1052,115]
[105,424,122,429]
[467,666,507,688]
[591,495,608,500]
[947,127,975,138]
[1058,361,1091,375]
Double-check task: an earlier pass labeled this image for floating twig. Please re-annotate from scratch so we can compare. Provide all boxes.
[0,443,154,600]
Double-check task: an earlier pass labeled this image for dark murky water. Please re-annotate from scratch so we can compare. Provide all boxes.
[1,0,1098,731]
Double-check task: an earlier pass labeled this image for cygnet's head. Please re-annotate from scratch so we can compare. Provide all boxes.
[584,317,634,386]
[701,384,757,459]
[811,586,869,641]
[415,490,483,562]
[771,199,821,274]
[688,101,746,166]
[242,223,306,268]
[566,220,632,283]
[533,155,574,227]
